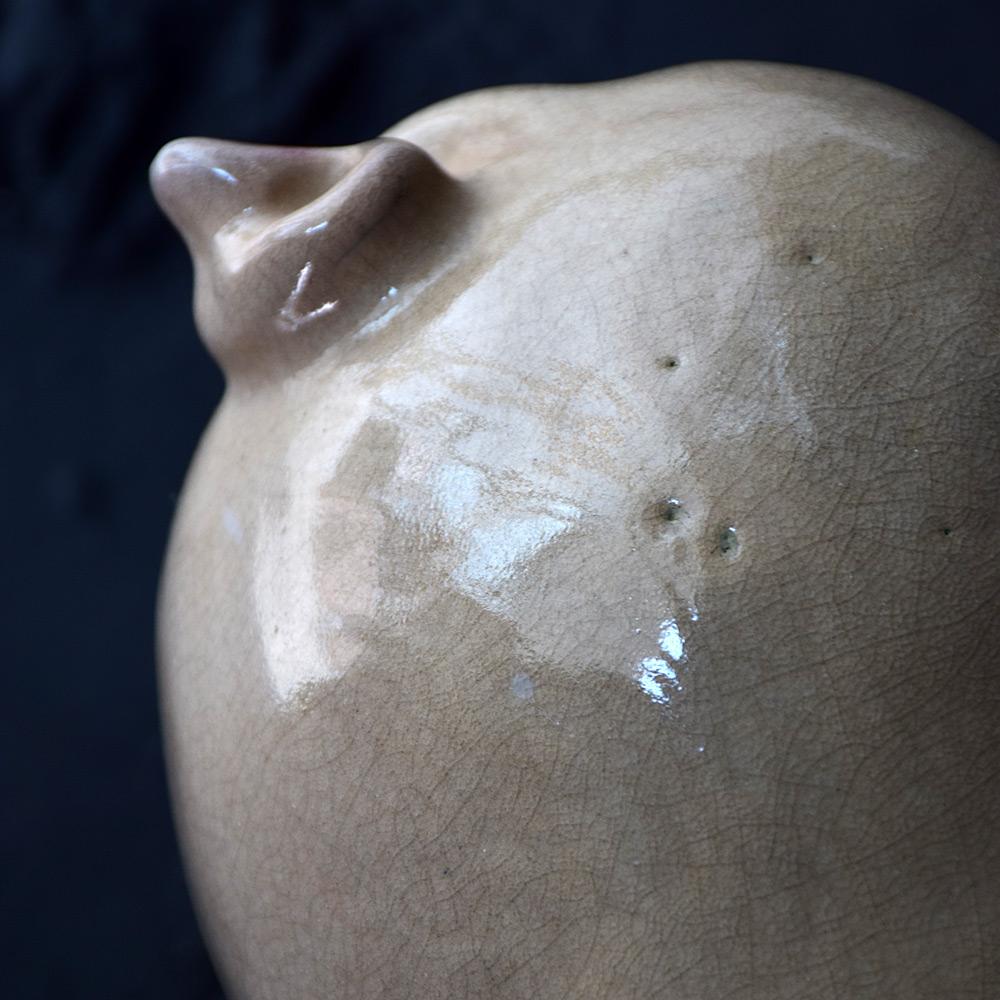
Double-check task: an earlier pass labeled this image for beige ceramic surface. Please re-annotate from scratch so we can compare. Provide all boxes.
[153,61,1000,999]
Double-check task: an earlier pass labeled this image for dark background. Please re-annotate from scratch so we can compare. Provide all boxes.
[1,1,997,997]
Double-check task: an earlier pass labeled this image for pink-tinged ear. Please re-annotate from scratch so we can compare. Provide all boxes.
[150,136,462,380]
[150,138,371,259]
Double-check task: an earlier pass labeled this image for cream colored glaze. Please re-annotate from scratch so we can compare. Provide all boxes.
[154,62,1000,999]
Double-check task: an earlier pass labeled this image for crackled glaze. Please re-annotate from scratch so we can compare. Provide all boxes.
[154,62,1000,1000]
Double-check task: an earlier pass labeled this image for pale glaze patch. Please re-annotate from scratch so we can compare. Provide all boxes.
[227,85,971,715]
[251,374,376,699]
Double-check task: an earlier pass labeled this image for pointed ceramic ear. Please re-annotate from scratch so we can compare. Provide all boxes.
[150,138,369,260]
[150,136,461,379]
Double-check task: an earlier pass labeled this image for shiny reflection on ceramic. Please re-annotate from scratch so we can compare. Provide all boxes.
[632,605,702,708]
[155,62,1000,1000]
[151,135,462,377]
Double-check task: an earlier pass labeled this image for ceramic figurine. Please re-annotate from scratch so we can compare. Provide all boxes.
[153,61,1000,999]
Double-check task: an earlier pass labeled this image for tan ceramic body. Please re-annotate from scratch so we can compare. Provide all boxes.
[154,62,1000,999]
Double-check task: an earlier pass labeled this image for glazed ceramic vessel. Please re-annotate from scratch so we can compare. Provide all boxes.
[154,62,1000,999]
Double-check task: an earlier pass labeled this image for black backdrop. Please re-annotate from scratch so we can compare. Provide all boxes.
[2,1,998,997]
